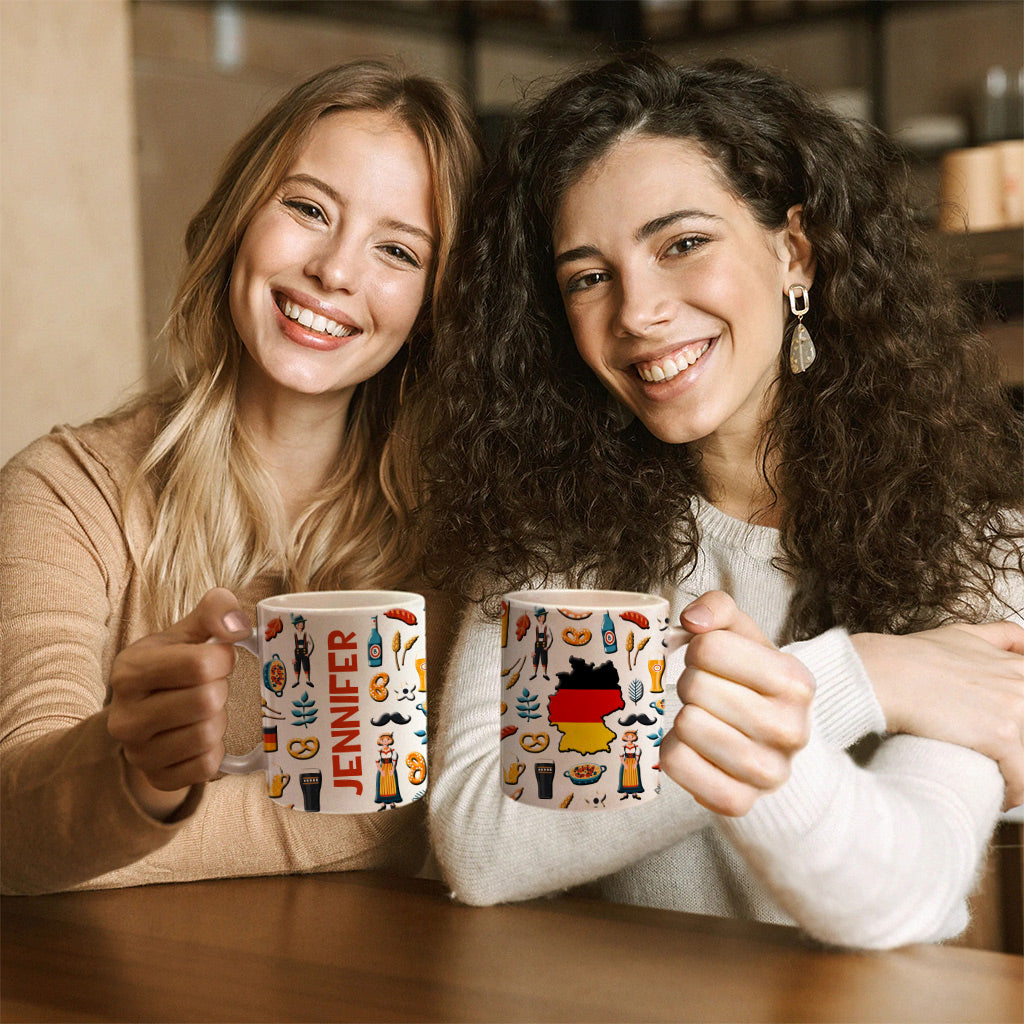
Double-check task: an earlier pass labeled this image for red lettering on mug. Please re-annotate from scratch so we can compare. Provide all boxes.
[328,630,357,651]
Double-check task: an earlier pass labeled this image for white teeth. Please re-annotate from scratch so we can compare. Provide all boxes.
[281,298,356,338]
[636,342,710,383]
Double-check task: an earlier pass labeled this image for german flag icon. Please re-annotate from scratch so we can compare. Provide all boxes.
[547,657,625,755]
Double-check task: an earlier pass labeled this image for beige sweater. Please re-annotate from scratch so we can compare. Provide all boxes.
[1,406,462,895]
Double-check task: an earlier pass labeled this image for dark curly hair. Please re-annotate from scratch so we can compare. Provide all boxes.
[411,52,1022,639]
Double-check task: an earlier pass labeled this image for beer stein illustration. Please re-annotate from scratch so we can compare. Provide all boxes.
[267,767,290,798]
[504,759,526,785]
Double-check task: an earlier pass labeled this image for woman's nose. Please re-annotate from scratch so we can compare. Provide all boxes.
[305,236,362,293]
[613,268,674,339]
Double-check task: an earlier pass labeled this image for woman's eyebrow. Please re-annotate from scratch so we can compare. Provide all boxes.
[281,173,435,248]
[281,173,342,204]
[635,209,721,242]
[555,209,724,267]
[379,217,435,249]
[554,244,602,268]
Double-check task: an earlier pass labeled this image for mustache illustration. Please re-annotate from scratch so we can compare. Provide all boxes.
[617,713,657,726]
[370,712,412,727]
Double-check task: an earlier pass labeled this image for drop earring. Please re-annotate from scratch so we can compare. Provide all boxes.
[787,284,816,374]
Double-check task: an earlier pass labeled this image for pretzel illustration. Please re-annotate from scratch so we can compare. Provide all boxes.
[405,751,426,785]
[520,732,550,753]
[561,627,592,647]
[287,737,320,760]
[369,672,389,702]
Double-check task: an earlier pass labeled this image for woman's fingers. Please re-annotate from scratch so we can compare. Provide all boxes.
[659,728,764,817]
[853,623,1024,810]
[671,701,794,791]
[680,660,813,752]
[111,637,237,698]
[132,737,229,793]
[109,676,230,747]
[956,620,1024,657]
[684,628,814,700]
[661,593,815,814]
[162,586,252,646]
[107,588,248,793]
[681,590,772,647]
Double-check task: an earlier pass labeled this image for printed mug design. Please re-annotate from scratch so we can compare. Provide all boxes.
[253,600,428,812]
[500,596,669,810]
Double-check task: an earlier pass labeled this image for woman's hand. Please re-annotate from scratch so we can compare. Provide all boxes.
[852,622,1024,810]
[107,588,252,820]
[660,591,815,817]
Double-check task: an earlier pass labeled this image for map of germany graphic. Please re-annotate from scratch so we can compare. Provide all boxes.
[546,656,625,754]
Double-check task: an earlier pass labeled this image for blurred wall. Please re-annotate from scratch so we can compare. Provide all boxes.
[1,0,145,464]
[2,0,1020,464]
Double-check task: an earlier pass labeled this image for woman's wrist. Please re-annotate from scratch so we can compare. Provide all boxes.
[848,632,909,734]
[124,761,192,822]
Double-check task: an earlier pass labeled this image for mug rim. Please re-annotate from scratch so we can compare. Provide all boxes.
[257,590,424,612]
[503,588,666,610]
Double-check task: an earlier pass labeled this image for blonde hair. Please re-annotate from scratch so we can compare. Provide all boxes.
[128,60,482,626]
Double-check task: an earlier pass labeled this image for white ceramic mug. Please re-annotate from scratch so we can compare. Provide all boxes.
[499,590,686,810]
[221,591,428,813]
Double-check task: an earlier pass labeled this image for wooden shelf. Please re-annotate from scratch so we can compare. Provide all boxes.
[943,227,1024,284]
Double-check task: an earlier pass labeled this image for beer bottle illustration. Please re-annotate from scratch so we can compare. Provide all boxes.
[368,615,383,667]
[602,611,617,653]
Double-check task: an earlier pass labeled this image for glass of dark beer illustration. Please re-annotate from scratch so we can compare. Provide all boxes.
[299,770,322,812]
[535,761,555,800]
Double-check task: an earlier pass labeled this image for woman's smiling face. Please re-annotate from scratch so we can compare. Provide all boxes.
[553,133,810,452]
[229,107,436,406]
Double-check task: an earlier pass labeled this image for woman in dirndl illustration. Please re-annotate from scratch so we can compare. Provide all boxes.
[375,732,402,809]
[618,730,643,800]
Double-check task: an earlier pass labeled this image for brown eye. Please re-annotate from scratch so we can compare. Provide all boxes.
[664,236,708,257]
[566,271,609,295]
[284,199,326,222]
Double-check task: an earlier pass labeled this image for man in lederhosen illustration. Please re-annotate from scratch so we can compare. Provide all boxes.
[529,607,552,681]
[292,613,314,687]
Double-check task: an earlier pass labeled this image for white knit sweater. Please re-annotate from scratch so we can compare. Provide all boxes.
[428,500,1017,949]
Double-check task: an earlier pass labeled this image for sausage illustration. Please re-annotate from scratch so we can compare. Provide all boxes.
[385,608,418,625]
[619,610,650,629]
[500,725,518,741]
[557,608,592,620]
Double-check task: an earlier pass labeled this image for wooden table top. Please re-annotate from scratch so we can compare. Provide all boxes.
[2,871,1021,1023]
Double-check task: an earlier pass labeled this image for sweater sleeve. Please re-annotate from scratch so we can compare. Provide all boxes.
[0,430,203,893]
[722,618,1009,949]
[719,727,1003,949]
[661,626,887,751]
[427,603,712,906]
[2,427,439,894]
[785,628,886,748]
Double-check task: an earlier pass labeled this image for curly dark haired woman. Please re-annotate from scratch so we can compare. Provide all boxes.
[414,54,1024,948]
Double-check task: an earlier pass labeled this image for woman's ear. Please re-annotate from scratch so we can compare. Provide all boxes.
[782,204,816,289]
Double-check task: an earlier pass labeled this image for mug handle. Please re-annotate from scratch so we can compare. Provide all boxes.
[219,632,266,774]
[661,624,690,694]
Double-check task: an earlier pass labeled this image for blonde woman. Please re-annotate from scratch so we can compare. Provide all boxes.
[1,60,482,894]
